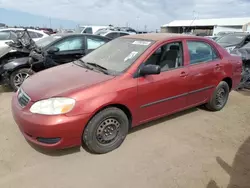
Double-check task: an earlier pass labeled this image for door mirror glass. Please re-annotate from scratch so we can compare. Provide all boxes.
[47,46,59,54]
[139,64,161,76]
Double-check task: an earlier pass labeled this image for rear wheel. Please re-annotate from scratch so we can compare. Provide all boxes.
[83,107,129,154]
[205,81,230,111]
[9,68,35,91]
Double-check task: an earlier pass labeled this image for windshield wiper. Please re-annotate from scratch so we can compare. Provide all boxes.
[85,62,109,74]
[74,59,93,70]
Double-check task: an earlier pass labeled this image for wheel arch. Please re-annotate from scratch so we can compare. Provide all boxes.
[88,103,133,129]
[8,64,31,76]
[222,77,232,91]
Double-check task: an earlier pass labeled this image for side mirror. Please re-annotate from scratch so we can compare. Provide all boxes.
[47,46,59,54]
[139,64,161,76]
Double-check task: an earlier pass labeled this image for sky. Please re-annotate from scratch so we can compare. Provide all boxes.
[0,0,250,30]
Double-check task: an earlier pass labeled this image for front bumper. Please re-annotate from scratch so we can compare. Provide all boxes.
[11,92,91,149]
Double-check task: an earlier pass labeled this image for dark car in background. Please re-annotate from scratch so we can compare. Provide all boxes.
[216,32,250,53]
[231,42,250,89]
[0,33,111,90]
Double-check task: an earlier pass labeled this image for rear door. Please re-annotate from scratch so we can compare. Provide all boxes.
[185,40,223,106]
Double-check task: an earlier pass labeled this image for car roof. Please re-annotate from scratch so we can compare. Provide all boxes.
[51,33,111,39]
[122,33,201,41]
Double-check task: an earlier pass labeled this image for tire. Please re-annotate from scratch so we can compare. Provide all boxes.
[83,107,129,154]
[9,68,35,91]
[205,81,230,111]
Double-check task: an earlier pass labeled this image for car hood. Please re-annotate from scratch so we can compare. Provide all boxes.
[21,62,115,101]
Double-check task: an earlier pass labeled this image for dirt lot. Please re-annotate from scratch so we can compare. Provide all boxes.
[0,90,250,188]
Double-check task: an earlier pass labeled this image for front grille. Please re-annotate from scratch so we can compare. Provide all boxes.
[17,88,31,108]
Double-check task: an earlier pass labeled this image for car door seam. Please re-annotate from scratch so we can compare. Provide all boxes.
[140,85,214,108]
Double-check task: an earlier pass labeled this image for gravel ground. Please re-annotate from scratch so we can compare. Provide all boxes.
[0,90,250,188]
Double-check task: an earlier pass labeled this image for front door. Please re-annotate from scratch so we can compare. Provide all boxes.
[137,41,190,123]
[185,40,223,106]
[48,36,85,66]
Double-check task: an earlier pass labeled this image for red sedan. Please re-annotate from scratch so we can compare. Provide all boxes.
[11,33,242,154]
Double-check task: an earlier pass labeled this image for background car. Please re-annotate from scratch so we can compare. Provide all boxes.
[80,26,109,34]
[0,28,48,41]
[0,28,49,50]
[216,32,250,53]
[95,29,132,39]
[1,33,111,90]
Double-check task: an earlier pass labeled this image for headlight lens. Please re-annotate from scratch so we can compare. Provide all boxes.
[226,46,236,53]
[30,97,75,115]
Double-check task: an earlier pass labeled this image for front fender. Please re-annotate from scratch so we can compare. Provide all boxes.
[67,89,138,120]
[3,57,30,72]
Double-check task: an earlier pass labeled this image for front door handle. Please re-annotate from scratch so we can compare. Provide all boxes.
[180,71,188,77]
[215,64,221,70]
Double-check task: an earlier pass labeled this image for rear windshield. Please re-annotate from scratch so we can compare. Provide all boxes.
[216,34,246,45]
[80,38,154,73]
[95,30,108,36]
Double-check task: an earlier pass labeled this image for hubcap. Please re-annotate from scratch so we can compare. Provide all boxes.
[14,73,30,88]
[96,118,121,144]
[215,87,226,107]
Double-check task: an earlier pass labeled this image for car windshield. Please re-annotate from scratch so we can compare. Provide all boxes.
[216,34,246,45]
[35,35,62,47]
[80,38,154,73]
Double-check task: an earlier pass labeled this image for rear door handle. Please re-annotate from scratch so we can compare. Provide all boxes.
[180,71,188,77]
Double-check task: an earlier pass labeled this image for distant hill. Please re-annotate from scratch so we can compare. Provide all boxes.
[0,8,78,29]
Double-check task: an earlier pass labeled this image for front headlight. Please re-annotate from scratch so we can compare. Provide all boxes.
[30,97,75,115]
[226,46,236,53]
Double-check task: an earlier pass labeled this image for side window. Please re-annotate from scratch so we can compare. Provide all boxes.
[187,41,219,65]
[53,37,84,51]
[144,42,184,72]
[84,27,93,34]
[87,37,106,50]
[106,32,119,39]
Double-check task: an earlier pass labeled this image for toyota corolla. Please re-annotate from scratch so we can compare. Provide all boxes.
[12,33,242,154]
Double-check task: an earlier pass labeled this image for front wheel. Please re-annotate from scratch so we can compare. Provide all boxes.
[205,81,230,111]
[83,107,129,154]
[9,68,35,91]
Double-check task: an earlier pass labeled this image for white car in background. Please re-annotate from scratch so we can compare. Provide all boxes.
[0,28,48,48]
[79,26,109,34]
[94,29,134,39]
